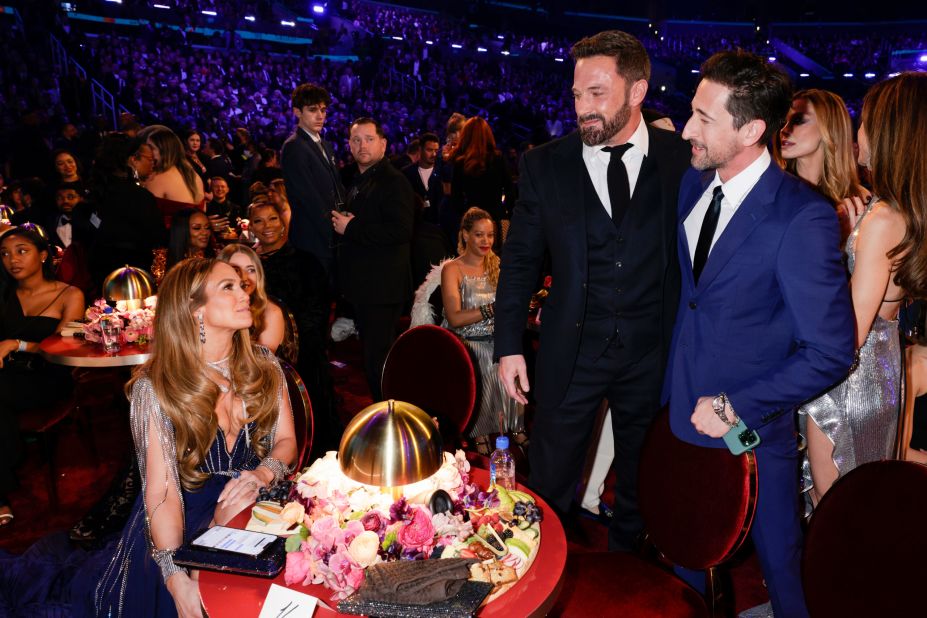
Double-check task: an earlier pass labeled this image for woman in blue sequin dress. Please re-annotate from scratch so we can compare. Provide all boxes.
[0,257,297,617]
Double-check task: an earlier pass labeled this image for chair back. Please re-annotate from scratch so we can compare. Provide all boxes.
[271,295,299,366]
[637,409,758,570]
[279,359,313,471]
[381,325,477,445]
[803,460,927,616]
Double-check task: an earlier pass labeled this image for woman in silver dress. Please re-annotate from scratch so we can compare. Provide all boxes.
[802,72,927,504]
[441,207,525,455]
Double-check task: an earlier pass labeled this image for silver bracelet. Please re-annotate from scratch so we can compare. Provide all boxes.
[258,456,290,485]
[151,547,187,583]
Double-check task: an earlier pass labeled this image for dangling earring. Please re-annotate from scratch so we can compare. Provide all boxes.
[198,313,206,344]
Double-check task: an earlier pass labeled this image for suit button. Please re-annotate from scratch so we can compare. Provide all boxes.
[616,261,623,268]
[689,301,697,309]
[575,321,581,328]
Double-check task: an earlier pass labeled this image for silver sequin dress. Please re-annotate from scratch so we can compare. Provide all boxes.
[444,274,524,438]
[799,199,901,493]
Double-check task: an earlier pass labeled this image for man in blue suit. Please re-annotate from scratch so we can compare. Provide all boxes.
[665,51,855,616]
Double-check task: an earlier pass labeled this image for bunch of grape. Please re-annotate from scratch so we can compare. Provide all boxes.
[257,480,294,506]
[513,501,543,523]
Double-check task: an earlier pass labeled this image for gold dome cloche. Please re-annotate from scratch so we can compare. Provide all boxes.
[338,399,444,487]
[103,265,156,305]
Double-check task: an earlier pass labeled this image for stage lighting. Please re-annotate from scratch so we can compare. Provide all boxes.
[768,56,776,62]
[690,69,699,74]
[501,50,510,56]
[843,73,854,77]
[201,10,217,16]
[153,3,170,8]
[865,72,876,78]
[451,44,462,49]
[554,58,564,62]
[105,0,122,4]
[477,47,487,52]
[919,54,927,62]
[425,40,434,45]
[244,15,255,21]
[312,4,325,14]
[281,20,295,26]
[392,36,403,40]
[800,73,810,77]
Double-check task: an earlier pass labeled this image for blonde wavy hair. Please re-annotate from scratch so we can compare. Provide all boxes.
[218,243,270,339]
[127,257,281,490]
[457,207,500,286]
[862,72,927,299]
[776,89,866,205]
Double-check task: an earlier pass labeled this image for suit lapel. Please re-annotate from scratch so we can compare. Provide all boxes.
[678,171,714,288]
[695,165,781,290]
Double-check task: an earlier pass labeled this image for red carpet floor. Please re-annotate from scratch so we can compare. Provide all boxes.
[0,334,768,614]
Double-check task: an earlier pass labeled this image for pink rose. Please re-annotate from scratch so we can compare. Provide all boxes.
[361,511,386,533]
[123,328,139,343]
[397,507,436,553]
[284,550,311,585]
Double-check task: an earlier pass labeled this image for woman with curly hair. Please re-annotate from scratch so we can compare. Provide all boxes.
[801,72,927,504]
[442,207,525,454]
[218,243,285,353]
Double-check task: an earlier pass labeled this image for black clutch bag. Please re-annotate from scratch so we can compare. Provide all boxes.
[173,528,287,578]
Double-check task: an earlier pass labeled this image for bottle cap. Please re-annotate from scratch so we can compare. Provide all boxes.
[495,436,509,450]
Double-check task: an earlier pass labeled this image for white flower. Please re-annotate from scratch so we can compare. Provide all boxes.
[347,531,381,568]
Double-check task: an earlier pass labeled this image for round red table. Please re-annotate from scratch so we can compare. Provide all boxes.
[199,468,566,617]
[38,334,152,367]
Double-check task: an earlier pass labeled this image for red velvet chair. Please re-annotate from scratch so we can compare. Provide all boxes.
[279,360,313,471]
[380,325,477,448]
[553,409,758,617]
[803,460,927,617]
[18,391,80,506]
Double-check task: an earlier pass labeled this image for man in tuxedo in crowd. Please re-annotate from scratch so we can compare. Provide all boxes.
[495,30,691,551]
[403,133,444,225]
[332,118,415,401]
[665,51,854,617]
[282,83,345,275]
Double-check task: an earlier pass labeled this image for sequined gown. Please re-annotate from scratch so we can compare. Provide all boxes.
[444,273,524,438]
[799,199,902,493]
[0,354,287,617]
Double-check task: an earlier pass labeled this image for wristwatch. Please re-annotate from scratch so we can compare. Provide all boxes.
[711,393,739,427]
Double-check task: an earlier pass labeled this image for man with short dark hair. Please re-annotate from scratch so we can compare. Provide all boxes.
[495,30,691,551]
[203,138,234,181]
[667,50,855,617]
[404,133,443,224]
[332,118,415,401]
[282,83,345,275]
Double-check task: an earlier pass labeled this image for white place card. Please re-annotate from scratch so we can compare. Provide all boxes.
[258,583,319,618]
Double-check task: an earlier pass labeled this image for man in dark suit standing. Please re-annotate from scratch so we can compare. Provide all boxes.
[282,83,345,275]
[403,133,444,225]
[332,118,415,401]
[495,31,691,551]
[665,51,854,617]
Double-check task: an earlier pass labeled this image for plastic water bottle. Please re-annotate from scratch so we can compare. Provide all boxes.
[100,306,121,353]
[489,436,516,490]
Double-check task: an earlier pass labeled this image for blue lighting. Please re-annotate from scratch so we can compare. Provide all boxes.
[201,10,216,16]
[477,47,487,52]
[281,20,295,27]
[451,43,462,49]
[312,4,325,14]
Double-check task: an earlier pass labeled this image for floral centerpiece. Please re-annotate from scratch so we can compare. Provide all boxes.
[257,450,540,601]
[82,296,157,345]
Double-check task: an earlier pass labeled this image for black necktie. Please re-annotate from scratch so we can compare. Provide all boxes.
[58,214,71,226]
[601,144,633,228]
[693,186,724,284]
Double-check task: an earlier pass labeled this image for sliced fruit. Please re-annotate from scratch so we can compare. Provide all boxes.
[505,537,531,556]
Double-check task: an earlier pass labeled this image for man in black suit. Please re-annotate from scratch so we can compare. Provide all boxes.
[495,31,691,551]
[403,133,444,225]
[332,118,415,401]
[282,83,346,275]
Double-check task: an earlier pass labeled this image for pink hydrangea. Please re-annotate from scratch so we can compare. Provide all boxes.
[284,550,311,585]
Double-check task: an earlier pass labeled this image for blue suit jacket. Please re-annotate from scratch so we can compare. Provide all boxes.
[662,163,855,448]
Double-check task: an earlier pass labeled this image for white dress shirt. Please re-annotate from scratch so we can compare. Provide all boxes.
[683,149,771,263]
[581,112,649,217]
[56,214,72,248]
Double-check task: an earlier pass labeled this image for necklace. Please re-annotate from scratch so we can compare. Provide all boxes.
[205,356,251,448]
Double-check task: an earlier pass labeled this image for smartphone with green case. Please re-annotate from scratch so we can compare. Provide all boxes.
[722,418,761,455]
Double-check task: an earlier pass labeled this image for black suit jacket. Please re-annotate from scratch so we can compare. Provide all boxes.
[281,128,345,272]
[403,164,444,223]
[337,160,415,306]
[495,127,691,407]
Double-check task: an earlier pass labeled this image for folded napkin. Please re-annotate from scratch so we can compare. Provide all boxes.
[357,559,477,605]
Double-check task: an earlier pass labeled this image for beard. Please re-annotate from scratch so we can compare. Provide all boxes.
[578,101,632,146]
[688,137,740,171]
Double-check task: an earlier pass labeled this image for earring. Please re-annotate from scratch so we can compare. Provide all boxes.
[198,313,206,344]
